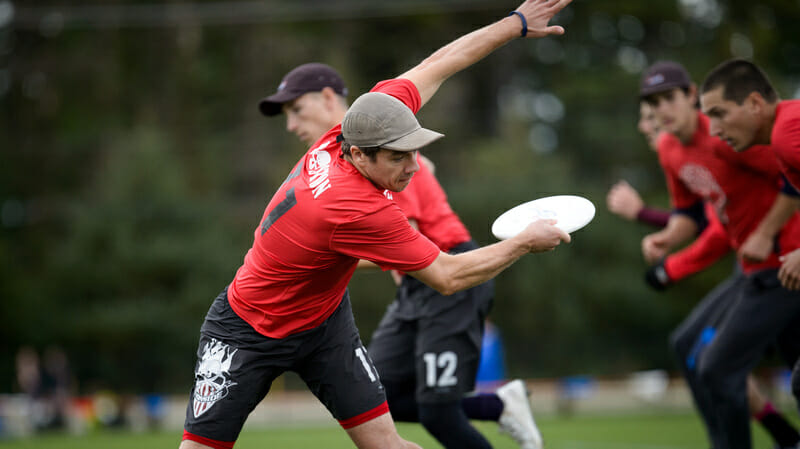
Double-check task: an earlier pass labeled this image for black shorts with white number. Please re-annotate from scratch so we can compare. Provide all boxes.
[368,240,494,404]
[184,288,385,443]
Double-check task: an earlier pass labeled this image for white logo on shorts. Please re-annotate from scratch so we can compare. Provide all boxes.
[193,339,238,418]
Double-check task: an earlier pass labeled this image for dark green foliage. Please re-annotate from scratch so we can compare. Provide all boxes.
[1,1,796,393]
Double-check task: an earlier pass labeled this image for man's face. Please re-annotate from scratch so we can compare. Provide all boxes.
[700,86,763,152]
[357,149,420,192]
[282,92,337,145]
[637,101,661,151]
[644,87,696,138]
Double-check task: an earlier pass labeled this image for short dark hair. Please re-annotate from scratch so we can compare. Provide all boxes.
[701,59,778,105]
[340,141,381,161]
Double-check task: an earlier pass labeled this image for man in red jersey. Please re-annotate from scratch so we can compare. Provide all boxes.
[607,88,800,449]
[179,1,573,448]
[699,59,800,290]
[699,57,800,434]
[259,62,543,449]
[639,60,800,449]
[606,100,733,286]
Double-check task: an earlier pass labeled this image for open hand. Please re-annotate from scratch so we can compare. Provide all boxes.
[513,0,573,38]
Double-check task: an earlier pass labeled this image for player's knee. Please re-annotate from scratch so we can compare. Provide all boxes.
[418,405,446,435]
[417,402,462,437]
[697,358,734,397]
[381,379,419,422]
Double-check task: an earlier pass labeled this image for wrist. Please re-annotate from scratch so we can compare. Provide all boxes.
[508,11,528,37]
[645,259,672,290]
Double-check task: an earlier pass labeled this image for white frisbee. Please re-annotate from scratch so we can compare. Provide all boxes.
[491,195,596,240]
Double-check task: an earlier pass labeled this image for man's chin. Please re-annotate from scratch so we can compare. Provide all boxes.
[733,142,750,152]
[392,180,412,192]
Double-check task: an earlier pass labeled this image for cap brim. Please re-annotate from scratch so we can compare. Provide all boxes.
[381,127,445,151]
[258,90,303,116]
[640,82,687,98]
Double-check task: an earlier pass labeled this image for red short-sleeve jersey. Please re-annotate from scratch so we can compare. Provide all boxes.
[228,78,441,338]
[657,111,800,272]
[771,100,800,191]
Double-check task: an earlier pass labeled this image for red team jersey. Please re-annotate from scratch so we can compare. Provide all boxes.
[392,157,471,253]
[658,111,800,273]
[228,79,441,338]
[771,100,800,191]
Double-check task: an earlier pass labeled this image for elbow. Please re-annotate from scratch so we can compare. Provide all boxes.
[434,279,460,296]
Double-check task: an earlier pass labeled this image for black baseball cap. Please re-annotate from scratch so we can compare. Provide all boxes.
[640,61,692,98]
[259,63,348,116]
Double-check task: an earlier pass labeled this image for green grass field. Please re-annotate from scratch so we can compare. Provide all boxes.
[0,411,780,449]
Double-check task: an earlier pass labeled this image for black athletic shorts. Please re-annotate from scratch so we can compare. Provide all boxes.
[183,288,387,446]
[368,240,495,404]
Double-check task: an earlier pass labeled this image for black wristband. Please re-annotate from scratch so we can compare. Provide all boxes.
[644,261,671,291]
[508,11,528,37]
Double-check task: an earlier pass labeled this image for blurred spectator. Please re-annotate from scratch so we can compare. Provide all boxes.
[14,345,73,432]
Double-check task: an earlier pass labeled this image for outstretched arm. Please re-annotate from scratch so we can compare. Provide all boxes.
[409,219,570,295]
[399,0,571,107]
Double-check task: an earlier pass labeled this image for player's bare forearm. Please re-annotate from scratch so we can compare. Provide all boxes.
[399,0,570,107]
[740,194,798,261]
[399,20,519,107]
[642,214,697,263]
[409,220,569,295]
[413,242,525,296]
[753,193,799,239]
[662,213,699,246]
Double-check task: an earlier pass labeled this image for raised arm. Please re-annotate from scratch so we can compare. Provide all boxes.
[399,0,571,107]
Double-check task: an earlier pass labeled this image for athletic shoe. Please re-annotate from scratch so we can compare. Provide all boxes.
[496,379,543,449]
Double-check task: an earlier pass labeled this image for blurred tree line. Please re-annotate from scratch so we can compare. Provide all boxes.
[1,0,798,394]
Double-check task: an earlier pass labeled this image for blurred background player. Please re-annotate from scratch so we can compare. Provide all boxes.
[607,101,671,227]
[260,61,541,449]
[606,94,800,449]
[639,60,800,449]
[699,57,800,422]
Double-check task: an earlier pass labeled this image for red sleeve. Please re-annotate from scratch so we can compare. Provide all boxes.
[371,79,422,114]
[773,106,800,191]
[657,135,702,210]
[330,201,440,272]
[663,208,731,281]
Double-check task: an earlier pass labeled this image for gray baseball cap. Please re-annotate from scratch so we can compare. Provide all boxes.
[640,61,692,98]
[342,92,444,151]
